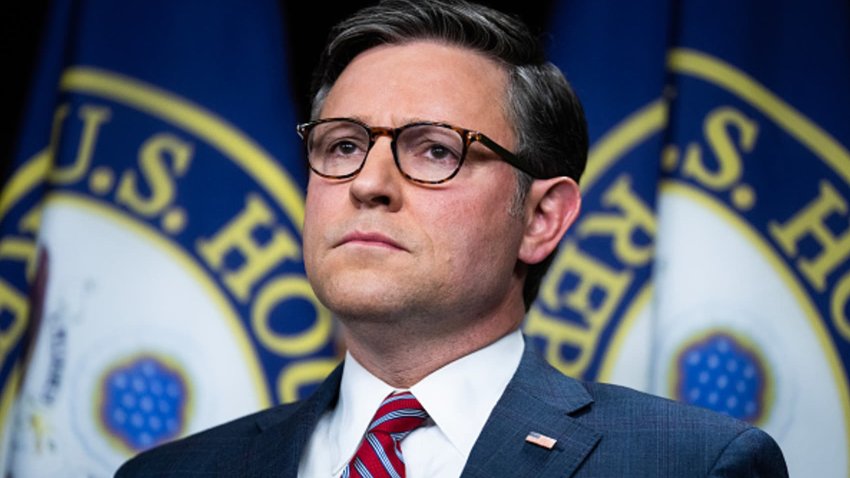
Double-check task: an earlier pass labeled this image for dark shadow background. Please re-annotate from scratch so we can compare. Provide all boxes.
[2,0,557,184]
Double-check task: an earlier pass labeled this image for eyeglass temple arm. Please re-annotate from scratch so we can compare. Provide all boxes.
[474,133,538,178]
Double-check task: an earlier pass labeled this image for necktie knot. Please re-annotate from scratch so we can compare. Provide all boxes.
[369,392,428,436]
[343,391,428,478]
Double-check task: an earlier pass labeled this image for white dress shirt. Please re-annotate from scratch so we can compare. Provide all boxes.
[298,329,525,478]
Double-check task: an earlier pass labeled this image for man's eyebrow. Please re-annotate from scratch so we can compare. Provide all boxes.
[399,116,441,124]
[341,115,450,126]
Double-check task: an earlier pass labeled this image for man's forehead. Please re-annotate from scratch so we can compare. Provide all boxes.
[329,41,507,93]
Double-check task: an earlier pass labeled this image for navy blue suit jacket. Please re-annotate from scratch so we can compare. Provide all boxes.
[117,346,788,477]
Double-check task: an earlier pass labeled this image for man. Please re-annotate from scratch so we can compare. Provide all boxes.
[117,0,788,476]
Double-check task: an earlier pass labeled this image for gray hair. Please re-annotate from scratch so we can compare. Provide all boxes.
[309,0,588,310]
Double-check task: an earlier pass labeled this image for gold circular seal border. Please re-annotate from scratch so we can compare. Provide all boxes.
[2,66,318,412]
[60,66,307,228]
[583,48,850,462]
[0,67,316,436]
[53,66,319,408]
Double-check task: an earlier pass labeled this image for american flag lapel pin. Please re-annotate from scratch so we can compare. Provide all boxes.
[525,431,557,450]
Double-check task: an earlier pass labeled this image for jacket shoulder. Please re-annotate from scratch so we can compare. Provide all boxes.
[582,380,751,433]
[577,381,787,477]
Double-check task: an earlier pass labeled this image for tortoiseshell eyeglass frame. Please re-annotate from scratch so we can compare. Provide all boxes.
[296,117,538,184]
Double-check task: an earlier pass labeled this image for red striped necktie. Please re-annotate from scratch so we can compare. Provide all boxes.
[342,391,429,478]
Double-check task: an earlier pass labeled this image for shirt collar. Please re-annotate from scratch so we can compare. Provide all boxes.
[410,330,524,456]
[329,330,525,472]
[330,350,396,474]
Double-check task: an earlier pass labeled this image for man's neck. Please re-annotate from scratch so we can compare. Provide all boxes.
[339,312,523,388]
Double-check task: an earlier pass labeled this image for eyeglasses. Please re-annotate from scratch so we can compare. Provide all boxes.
[296,117,534,184]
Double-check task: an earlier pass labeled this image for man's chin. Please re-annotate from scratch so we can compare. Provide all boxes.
[309,264,441,319]
[326,294,409,322]
[319,284,423,323]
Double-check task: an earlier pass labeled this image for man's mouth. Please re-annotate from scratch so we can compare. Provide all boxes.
[337,231,407,251]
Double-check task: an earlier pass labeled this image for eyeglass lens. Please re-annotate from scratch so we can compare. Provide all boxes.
[306,120,465,182]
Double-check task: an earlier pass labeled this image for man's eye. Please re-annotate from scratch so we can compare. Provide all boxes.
[321,136,367,158]
[333,141,360,155]
[412,140,460,163]
[427,144,453,160]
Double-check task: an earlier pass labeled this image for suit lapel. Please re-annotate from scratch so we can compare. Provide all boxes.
[461,347,601,478]
[245,363,344,478]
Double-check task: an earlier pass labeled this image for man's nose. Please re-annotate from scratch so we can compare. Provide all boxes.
[348,137,403,209]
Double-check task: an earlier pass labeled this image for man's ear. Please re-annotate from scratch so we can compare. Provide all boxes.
[518,177,581,264]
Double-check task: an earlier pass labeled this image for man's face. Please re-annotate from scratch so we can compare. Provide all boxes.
[303,41,527,328]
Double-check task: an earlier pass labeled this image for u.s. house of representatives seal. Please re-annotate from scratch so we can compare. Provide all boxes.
[2,67,338,476]
[525,49,850,477]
